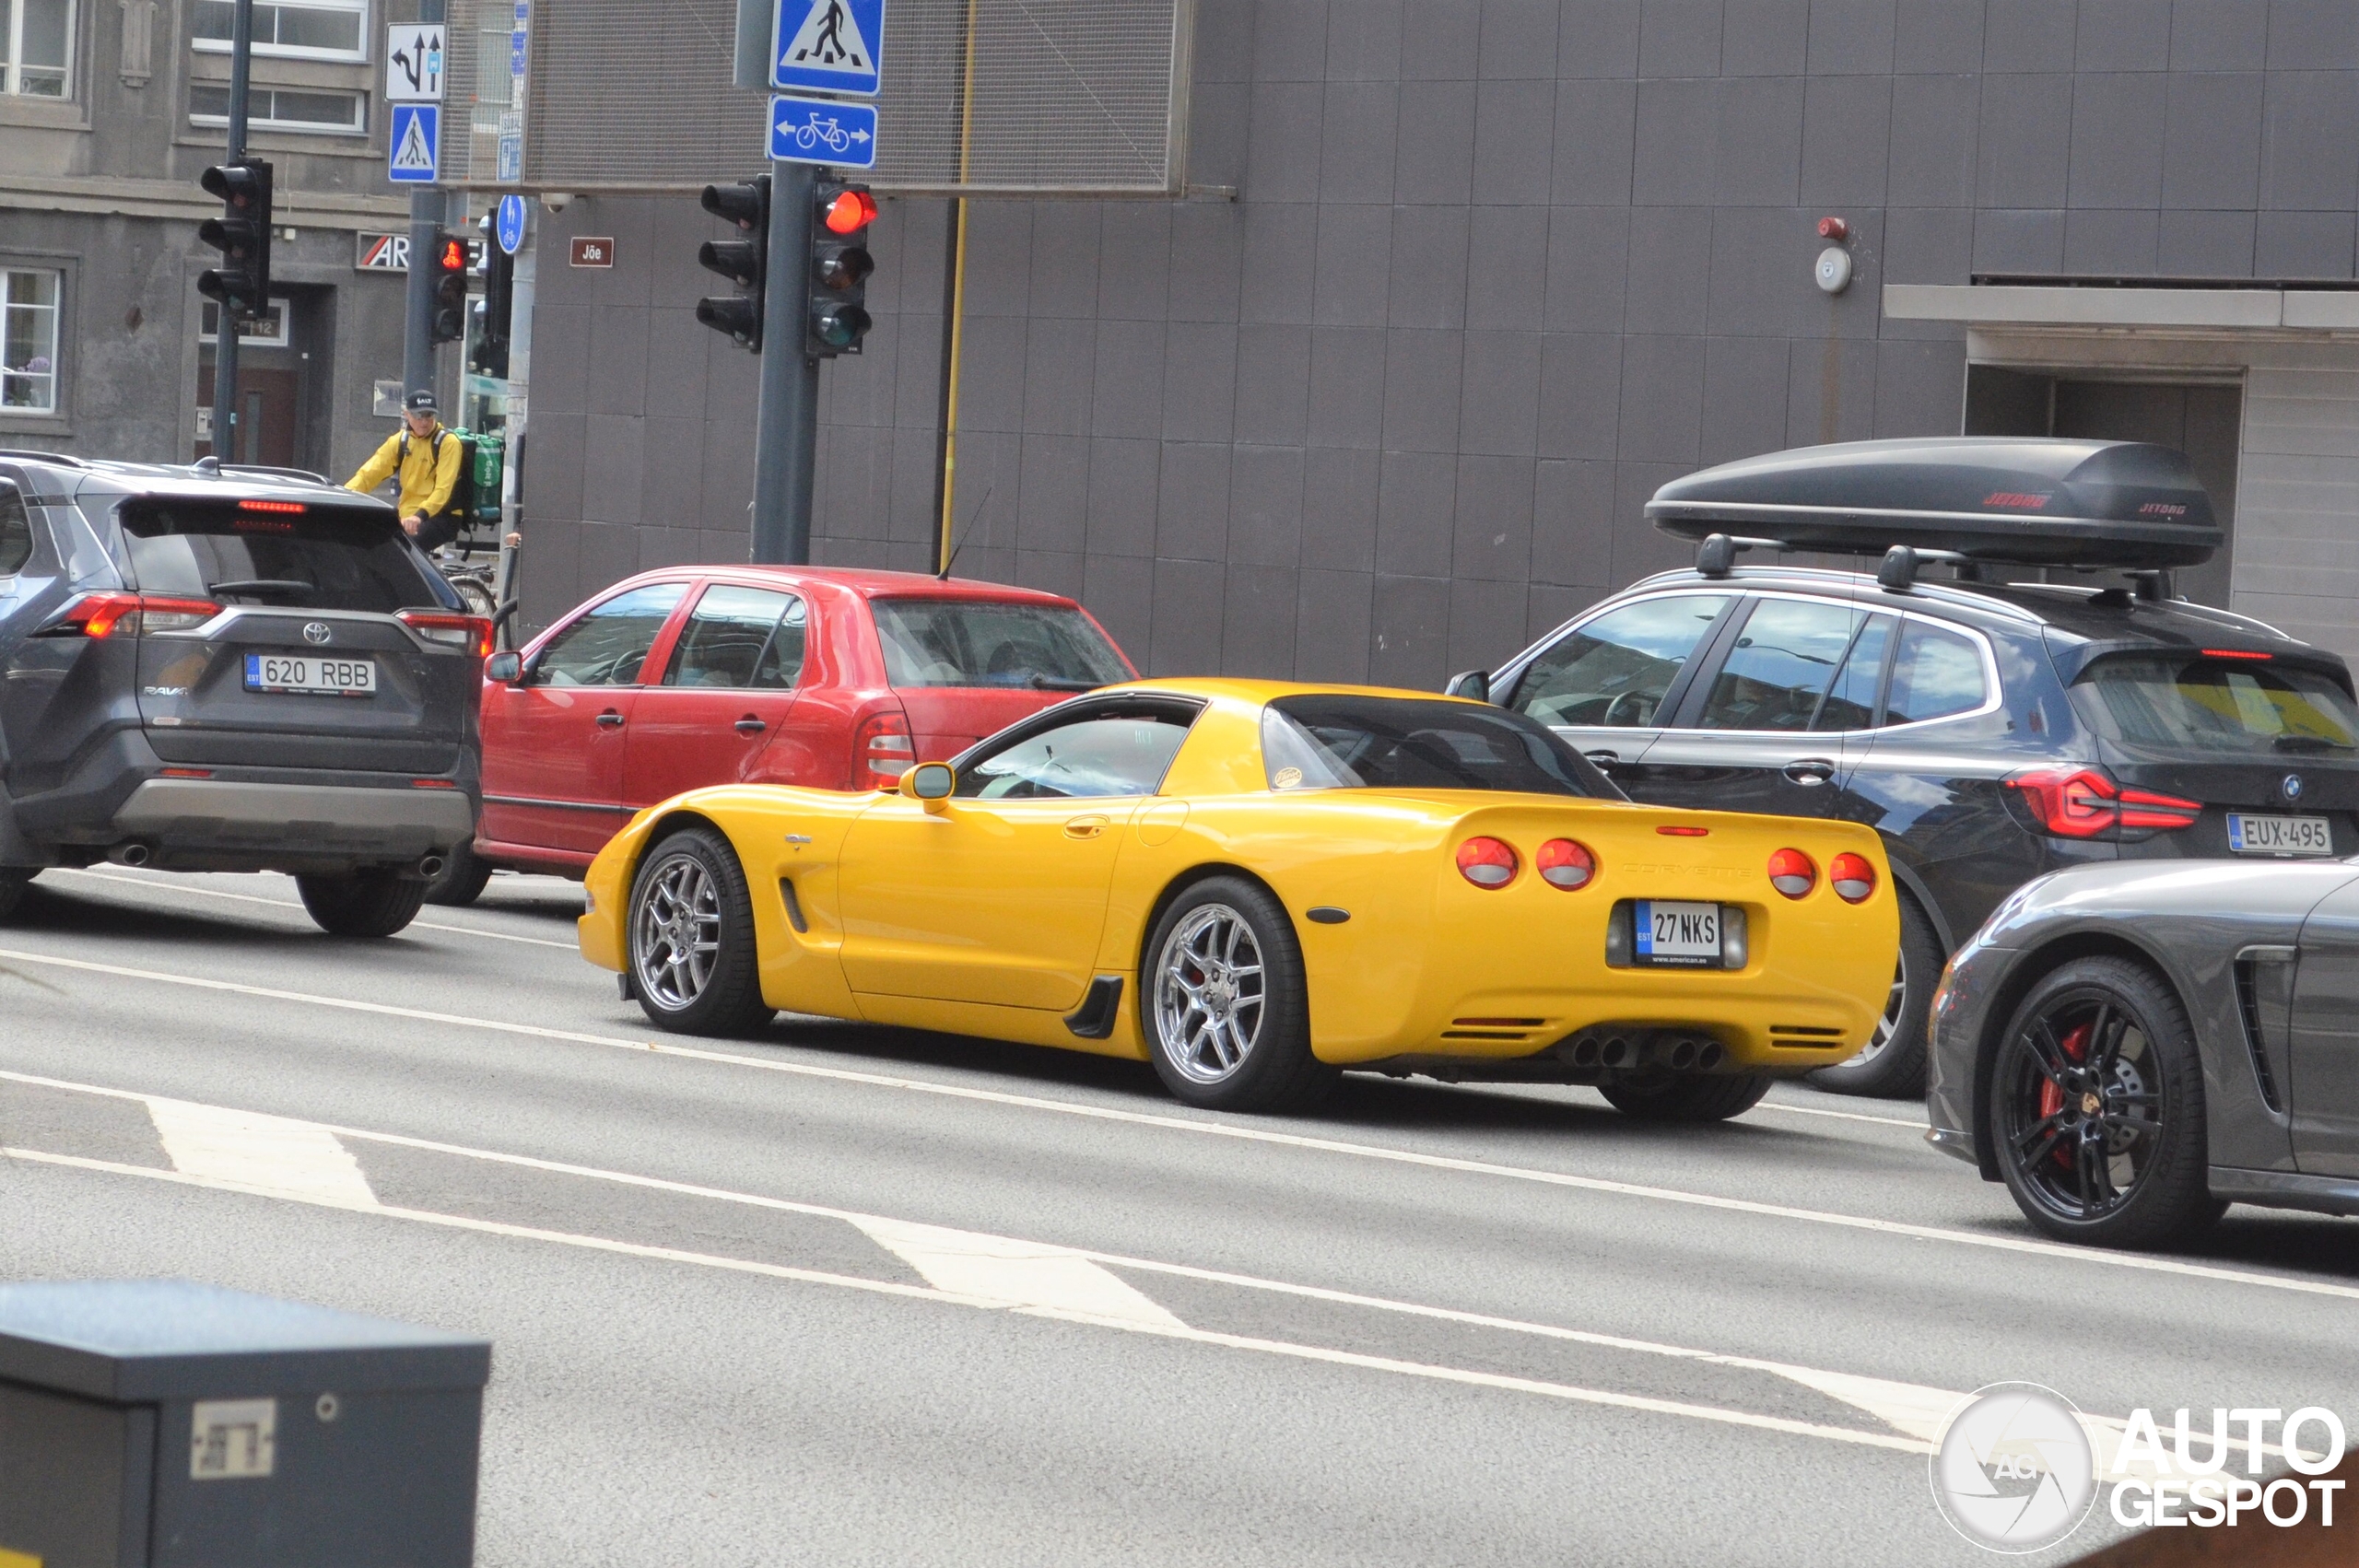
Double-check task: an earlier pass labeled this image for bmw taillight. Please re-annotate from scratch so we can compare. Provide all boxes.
[1535,838,1596,890]
[42,591,220,638]
[1767,848,1816,898]
[2004,766,2201,838]
[397,610,496,658]
[854,709,913,788]
[1829,851,1876,903]
[1456,837,1519,888]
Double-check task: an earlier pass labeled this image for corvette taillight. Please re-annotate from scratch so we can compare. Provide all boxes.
[1829,852,1876,903]
[2005,766,2201,837]
[1456,837,1519,888]
[1535,838,1596,890]
[397,610,495,658]
[854,709,913,788]
[1767,848,1816,898]
[43,591,220,638]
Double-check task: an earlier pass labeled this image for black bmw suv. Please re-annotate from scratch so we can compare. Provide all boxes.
[0,451,487,936]
[1457,439,2359,1096]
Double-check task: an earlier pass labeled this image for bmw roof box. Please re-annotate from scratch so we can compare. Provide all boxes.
[1645,437,2223,569]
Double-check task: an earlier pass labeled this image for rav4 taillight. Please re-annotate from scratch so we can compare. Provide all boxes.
[42,591,220,638]
[396,611,496,658]
[853,709,914,788]
[2004,766,2202,837]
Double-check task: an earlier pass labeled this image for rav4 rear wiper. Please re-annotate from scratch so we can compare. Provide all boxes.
[205,579,315,598]
[2273,734,2354,755]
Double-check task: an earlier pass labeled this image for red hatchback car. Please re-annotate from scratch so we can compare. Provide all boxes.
[431,567,1136,901]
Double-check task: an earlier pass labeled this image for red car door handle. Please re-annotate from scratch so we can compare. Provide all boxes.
[734,717,767,734]
[596,710,625,728]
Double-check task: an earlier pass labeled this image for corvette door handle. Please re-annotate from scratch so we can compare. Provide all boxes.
[1783,757,1836,785]
[1064,817,1108,840]
[595,710,625,729]
[734,717,768,734]
[1584,750,1620,766]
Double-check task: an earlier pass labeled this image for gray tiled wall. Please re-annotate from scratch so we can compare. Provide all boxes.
[522,0,2359,686]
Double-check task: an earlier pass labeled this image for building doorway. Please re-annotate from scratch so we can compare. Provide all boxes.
[195,362,300,467]
[1965,369,2241,607]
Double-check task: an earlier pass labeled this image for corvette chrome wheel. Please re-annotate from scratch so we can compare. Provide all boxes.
[1154,903,1267,1084]
[633,851,722,1011]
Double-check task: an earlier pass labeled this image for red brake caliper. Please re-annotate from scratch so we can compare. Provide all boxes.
[2040,1022,2090,1169]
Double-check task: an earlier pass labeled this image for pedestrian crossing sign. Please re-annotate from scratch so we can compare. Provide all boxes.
[772,0,883,96]
[388,102,440,183]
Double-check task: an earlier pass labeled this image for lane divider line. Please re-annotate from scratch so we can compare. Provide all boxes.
[2,953,2353,1305]
[849,1215,1189,1331]
[2,1144,1928,1456]
[53,867,579,951]
[147,1097,378,1208]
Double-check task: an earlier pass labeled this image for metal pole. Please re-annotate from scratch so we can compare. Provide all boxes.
[207,0,254,461]
[402,0,446,399]
[751,160,818,565]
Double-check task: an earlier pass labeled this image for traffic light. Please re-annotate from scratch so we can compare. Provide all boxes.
[470,214,514,378]
[805,179,875,357]
[196,158,274,323]
[695,176,769,351]
[428,229,472,345]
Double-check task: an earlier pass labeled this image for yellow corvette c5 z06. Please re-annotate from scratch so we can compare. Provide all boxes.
[578,681,1899,1120]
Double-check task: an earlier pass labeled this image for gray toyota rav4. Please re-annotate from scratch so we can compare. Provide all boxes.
[0,451,487,936]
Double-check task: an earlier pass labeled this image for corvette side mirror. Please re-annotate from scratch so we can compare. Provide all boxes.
[1442,669,1490,703]
[486,650,522,684]
[904,762,955,812]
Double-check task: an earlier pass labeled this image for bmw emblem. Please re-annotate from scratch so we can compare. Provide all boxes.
[302,622,332,646]
[2283,773,2305,802]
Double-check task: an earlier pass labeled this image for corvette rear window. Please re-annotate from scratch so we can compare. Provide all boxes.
[1262,696,1618,798]
[870,599,1130,691]
[2074,655,2359,756]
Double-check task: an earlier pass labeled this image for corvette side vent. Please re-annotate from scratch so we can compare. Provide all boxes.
[2231,955,2286,1115]
[1442,1015,1544,1042]
[1770,1024,1844,1038]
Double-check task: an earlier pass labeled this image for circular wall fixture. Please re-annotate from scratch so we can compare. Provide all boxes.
[1814,246,1854,295]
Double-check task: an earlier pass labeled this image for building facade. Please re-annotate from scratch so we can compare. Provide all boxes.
[3,0,422,476]
[507,4,2359,679]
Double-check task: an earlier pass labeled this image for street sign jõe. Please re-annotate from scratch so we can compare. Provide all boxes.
[569,236,616,268]
[769,93,876,169]
[771,0,882,97]
[388,103,440,183]
[385,23,445,100]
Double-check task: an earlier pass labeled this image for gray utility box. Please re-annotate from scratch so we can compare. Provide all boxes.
[0,1279,491,1567]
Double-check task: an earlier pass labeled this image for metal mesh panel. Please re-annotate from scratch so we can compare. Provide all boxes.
[445,0,1190,195]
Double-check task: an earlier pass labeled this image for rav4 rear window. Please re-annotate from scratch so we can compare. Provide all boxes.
[115,499,452,614]
[870,599,1131,691]
[2074,655,2359,756]
[1262,696,1619,798]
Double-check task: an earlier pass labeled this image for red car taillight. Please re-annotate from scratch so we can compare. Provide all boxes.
[1535,838,1596,890]
[397,610,496,658]
[1767,848,1816,898]
[46,591,220,638]
[854,709,913,788]
[2004,766,2201,837]
[1456,837,1519,888]
[1829,851,1876,903]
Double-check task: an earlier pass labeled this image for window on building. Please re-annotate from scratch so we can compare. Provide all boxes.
[2,269,61,414]
[3,0,74,96]
[191,0,365,60]
[190,82,365,134]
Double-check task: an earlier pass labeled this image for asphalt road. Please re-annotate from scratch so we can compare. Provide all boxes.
[6,864,2357,1565]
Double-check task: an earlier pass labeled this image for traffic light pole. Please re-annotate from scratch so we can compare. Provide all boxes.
[402,0,446,400]
[206,0,253,462]
[750,159,819,565]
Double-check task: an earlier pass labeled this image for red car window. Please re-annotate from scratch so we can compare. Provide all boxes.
[664,586,807,690]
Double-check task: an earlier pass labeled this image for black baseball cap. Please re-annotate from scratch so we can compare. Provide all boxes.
[404,390,440,414]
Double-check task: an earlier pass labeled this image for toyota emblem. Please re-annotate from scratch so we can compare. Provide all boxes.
[2283,773,2305,802]
[302,622,332,646]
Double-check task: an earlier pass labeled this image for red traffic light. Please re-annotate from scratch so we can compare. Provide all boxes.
[437,237,468,271]
[822,189,877,235]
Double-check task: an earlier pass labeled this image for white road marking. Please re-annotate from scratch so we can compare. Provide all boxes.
[851,1215,1189,1331]
[2,952,2354,1305]
[3,1143,1927,1455]
[146,1097,379,1207]
[1752,1099,1928,1129]
[54,867,579,950]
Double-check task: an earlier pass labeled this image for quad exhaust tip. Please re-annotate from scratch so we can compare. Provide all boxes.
[1560,1031,1726,1073]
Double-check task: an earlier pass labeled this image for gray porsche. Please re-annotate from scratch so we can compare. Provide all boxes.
[1929,848,2359,1247]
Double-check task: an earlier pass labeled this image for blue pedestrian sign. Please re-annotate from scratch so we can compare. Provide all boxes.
[771,0,883,96]
[388,102,439,183]
[769,93,876,169]
[496,193,528,255]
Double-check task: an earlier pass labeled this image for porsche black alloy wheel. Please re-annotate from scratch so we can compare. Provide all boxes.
[1990,957,2218,1248]
[1142,875,1334,1114]
[628,827,774,1036]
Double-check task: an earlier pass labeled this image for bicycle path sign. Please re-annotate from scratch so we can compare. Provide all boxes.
[769,92,876,169]
[771,0,882,96]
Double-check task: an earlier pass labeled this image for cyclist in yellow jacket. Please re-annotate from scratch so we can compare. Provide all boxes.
[346,390,465,546]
